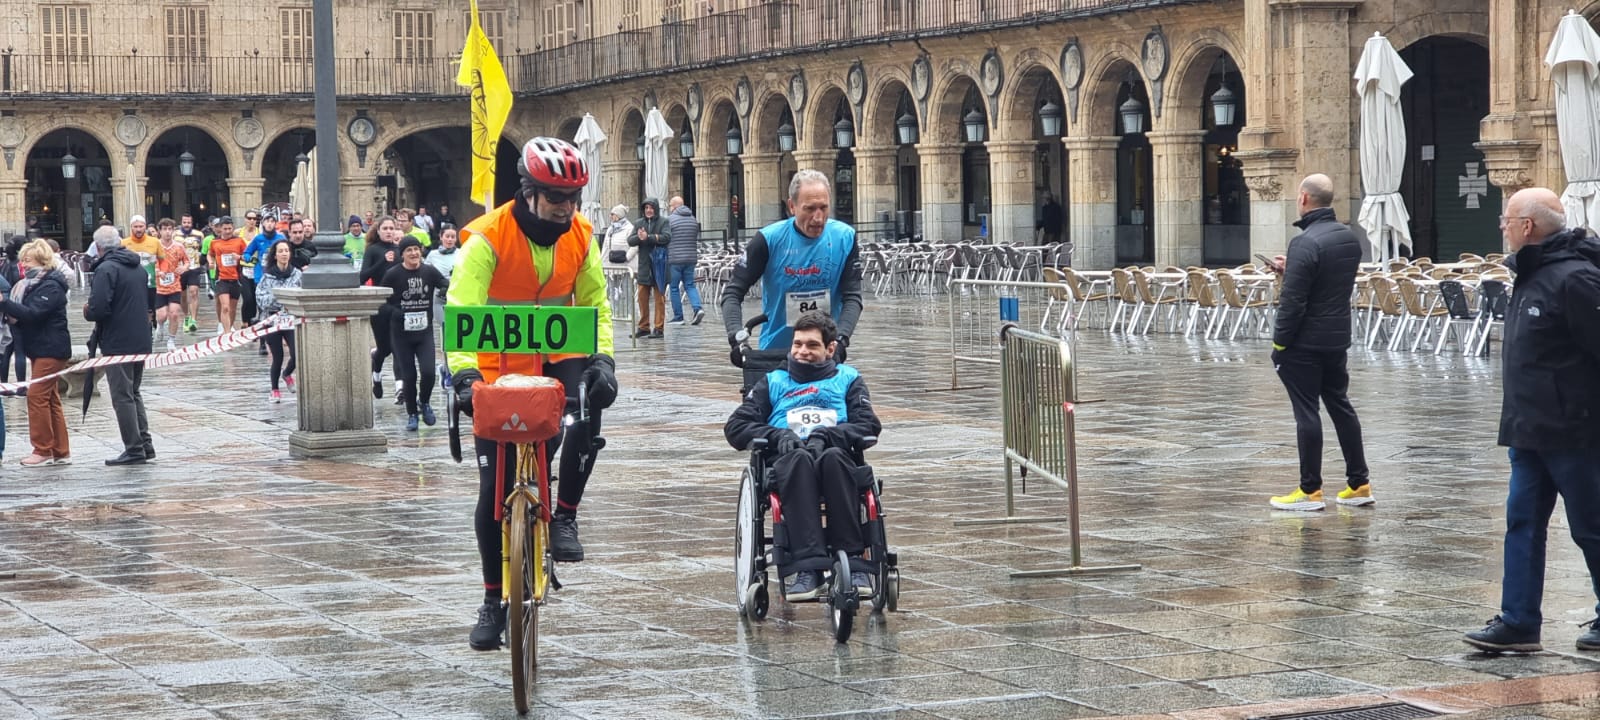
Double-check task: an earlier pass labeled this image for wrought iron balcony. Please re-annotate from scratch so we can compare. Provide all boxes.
[0,0,1202,100]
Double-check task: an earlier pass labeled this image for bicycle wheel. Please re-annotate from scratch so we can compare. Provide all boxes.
[507,500,538,714]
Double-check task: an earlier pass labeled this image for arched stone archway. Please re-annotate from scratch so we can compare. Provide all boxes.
[662,104,693,208]
[376,127,520,222]
[555,117,583,144]
[609,108,647,210]
[23,127,116,250]
[696,98,741,231]
[990,64,1069,247]
[260,128,315,207]
[745,91,798,228]
[860,77,920,238]
[1162,44,1250,267]
[922,72,990,241]
[143,125,235,224]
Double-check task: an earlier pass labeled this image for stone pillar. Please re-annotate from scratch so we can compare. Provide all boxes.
[1063,136,1119,269]
[1147,130,1207,268]
[339,176,377,228]
[227,177,266,216]
[916,143,964,243]
[985,140,1038,246]
[608,159,643,210]
[742,152,785,228]
[791,148,838,176]
[1233,142,1301,258]
[852,146,898,230]
[1477,139,1540,252]
[693,155,732,231]
[0,180,26,238]
[273,287,393,458]
[666,160,686,203]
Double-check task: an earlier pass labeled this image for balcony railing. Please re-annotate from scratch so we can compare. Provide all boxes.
[0,0,1200,99]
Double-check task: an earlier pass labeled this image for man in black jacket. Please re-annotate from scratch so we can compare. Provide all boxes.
[1267,174,1370,511]
[725,311,880,601]
[84,226,155,466]
[1465,187,1600,654]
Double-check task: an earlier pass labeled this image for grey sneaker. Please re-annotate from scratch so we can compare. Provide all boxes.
[1579,619,1600,651]
[850,571,872,597]
[691,309,705,325]
[784,571,824,602]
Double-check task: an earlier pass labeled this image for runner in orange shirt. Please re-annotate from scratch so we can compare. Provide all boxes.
[154,218,189,352]
[207,217,249,335]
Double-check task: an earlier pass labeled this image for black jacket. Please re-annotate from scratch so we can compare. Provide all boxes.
[360,241,398,286]
[1273,208,1363,352]
[724,358,881,452]
[84,247,154,355]
[2,268,72,360]
[1498,229,1600,450]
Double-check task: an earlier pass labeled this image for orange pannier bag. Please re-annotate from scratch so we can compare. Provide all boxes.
[472,374,567,444]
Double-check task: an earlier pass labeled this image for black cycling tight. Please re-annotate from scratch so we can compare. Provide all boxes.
[391,327,436,416]
[472,357,603,590]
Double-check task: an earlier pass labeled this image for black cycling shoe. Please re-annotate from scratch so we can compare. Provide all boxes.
[550,512,585,562]
[469,601,507,650]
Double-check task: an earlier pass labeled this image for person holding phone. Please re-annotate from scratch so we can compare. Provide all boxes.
[1266,174,1371,511]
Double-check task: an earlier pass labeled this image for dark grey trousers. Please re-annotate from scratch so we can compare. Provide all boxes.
[104,363,151,455]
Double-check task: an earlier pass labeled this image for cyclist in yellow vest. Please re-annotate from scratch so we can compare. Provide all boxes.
[447,137,617,651]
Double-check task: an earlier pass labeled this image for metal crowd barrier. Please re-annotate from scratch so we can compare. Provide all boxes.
[605,267,639,349]
[955,324,1140,578]
[947,279,1069,389]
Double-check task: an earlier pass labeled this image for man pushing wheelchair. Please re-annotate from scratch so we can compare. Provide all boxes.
[725,311,882,602]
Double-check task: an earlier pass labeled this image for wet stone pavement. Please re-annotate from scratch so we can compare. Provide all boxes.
[2,294,1599,719]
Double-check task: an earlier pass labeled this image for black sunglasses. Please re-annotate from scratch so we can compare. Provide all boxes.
[541,189,581,205]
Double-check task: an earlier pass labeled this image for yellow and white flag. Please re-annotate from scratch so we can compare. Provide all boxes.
[457,0,513,207]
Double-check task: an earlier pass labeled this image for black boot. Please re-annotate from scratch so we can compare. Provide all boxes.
[468,601,506,650]
[550,512,585,563]
[105,450,148,466]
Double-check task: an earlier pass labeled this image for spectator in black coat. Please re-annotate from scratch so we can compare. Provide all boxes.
[84,226,155,466]
[0,238,73,467]
[1265,174,1370,511]
[1465,187,1600,654]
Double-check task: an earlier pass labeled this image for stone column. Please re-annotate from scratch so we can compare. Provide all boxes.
[0,180,26,238]
[1233,143,1301,258]
[790,148,838,176]
[227,177,266,216]
[985,140,1038,246]
[666,160,686,203]
[1147,130,1207,268]
[741,152,785,229]
[1477,139,1540,252]
[916,143,965,243]
[693,155,732,232]
[608,159,643,210]
[273,287,393,458]
[852,146,899,230]
[1063,136,1119,269]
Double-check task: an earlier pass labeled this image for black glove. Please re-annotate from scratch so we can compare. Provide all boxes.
[453,368,483,417]
[770,431,803,456]
[584,354,618,410]
[729,333,744,368]
[835,335,850,364]
[807,425,851,449]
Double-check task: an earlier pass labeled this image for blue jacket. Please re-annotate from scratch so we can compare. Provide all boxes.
[244,231,282,282]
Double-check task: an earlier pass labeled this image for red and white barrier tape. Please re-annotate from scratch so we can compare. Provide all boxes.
[0,314,350,396]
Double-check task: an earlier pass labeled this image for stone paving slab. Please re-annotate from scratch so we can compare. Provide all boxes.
[2,295,1599,719]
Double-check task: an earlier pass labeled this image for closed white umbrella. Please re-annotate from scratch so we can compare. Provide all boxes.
[288,149,316,215]
[643,107,674,204]
[573,113,608,222]
[1546,9,1600,233]
[1354,32,1414,263]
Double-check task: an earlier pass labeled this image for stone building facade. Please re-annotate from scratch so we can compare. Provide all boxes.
[0,0,1584,266]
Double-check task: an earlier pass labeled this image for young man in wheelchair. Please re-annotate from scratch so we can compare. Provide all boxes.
[724,310,882,600]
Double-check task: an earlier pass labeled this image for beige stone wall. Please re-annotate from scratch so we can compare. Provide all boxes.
[3,0,1582,264]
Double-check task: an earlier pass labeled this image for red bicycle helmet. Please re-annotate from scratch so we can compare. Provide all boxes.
[518,137,588,190]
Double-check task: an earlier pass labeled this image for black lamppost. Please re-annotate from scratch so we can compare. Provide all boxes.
[833,117,855,149]
[725,126,743,156]
[777,121,796,153]
[178,150,196,177]
[1210,84,1238,127]
[962,109,986,143]
[896,112,918,145]
[1120,95,1146,135]
[1039,101,1064,138]
[679,129,696,159]
[60,152,77,180]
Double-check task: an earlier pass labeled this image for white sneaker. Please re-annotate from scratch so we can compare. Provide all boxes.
[667,319,685,326]
[166,339,177,353]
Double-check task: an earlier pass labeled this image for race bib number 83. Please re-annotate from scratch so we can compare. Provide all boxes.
[786,406,838,439]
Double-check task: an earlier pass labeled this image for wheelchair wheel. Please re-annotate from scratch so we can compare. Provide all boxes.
[884,568,901,613]
[734,468,767,621]
[507,502,539,714]
[869,518,891,614]
[827,550,856,643]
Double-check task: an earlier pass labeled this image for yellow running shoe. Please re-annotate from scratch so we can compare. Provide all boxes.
[1336,484,1375,506]
[1269,488,1325,511]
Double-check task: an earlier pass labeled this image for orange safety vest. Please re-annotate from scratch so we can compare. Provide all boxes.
[463,202,594,382]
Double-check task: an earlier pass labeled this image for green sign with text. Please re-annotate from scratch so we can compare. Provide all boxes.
[444,306,598,355]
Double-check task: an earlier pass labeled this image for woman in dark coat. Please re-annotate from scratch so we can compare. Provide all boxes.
[0,239,73,467]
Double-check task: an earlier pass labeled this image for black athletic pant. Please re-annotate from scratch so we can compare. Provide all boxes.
[1274,348,1369,493]
[370,305,394,379]
[391,325,436,416]
[266,328,296,391]
[1,336,24,383]
[473,358,603,591]
[240,276,258,324]
[773,446,865,574]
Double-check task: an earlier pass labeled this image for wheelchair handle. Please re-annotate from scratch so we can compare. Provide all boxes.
[744,314,768,333]
[857,436,878,451]
[751,437,769,452]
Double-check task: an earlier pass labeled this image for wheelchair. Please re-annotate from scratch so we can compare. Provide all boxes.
[731,313,789,396]
[734,433,901,644]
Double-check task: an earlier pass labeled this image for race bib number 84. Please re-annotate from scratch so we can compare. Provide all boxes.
[785,289,830,326]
